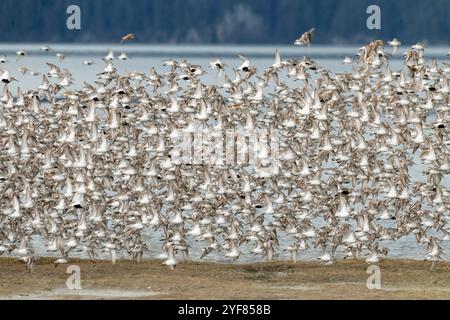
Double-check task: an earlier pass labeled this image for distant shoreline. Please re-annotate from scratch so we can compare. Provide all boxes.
[0,44,449,59]
[0,254,439,263]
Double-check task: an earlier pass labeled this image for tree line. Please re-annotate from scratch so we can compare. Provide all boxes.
[1,0,448,45]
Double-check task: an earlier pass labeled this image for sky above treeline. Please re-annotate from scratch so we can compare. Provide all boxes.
[1,0,448,45]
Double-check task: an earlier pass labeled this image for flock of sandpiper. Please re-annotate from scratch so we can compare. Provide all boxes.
[0,30,449,271]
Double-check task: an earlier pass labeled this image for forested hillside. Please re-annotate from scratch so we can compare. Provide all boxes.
[1,0,448,44]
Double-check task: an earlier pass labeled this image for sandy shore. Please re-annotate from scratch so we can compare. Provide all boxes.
[1,257,450,299]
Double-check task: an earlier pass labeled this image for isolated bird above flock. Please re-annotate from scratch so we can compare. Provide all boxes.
[120,33,136,43]
[0,38,449,272]
[294,28,315,46]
